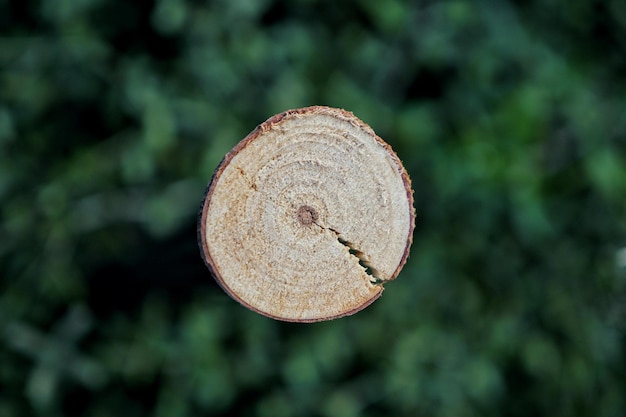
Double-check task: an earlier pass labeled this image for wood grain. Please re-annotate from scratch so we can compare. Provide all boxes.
[198,106,415,322]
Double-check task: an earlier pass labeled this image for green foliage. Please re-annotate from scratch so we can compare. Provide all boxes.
[1,0,625,416]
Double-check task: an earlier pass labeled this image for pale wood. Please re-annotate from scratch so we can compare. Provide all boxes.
[198,106,415,322]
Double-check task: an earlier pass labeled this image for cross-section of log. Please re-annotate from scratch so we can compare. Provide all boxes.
[198,106,415,322]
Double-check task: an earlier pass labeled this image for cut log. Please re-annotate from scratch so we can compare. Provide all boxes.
[198,106,415,322]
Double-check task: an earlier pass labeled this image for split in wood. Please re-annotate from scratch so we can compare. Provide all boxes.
[337,236,384,285]
[314,223,385,285]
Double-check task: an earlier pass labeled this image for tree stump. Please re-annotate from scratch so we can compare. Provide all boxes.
[198,106,415,322]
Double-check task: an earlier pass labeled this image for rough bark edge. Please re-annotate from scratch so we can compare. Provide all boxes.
[197,106,415,322]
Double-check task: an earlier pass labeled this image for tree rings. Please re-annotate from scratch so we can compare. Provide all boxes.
[198,106,415,322]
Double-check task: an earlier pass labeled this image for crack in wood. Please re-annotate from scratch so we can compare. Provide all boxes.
[315,224,384,285]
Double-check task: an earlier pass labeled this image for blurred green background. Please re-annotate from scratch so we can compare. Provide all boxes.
[1,0,626,416]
